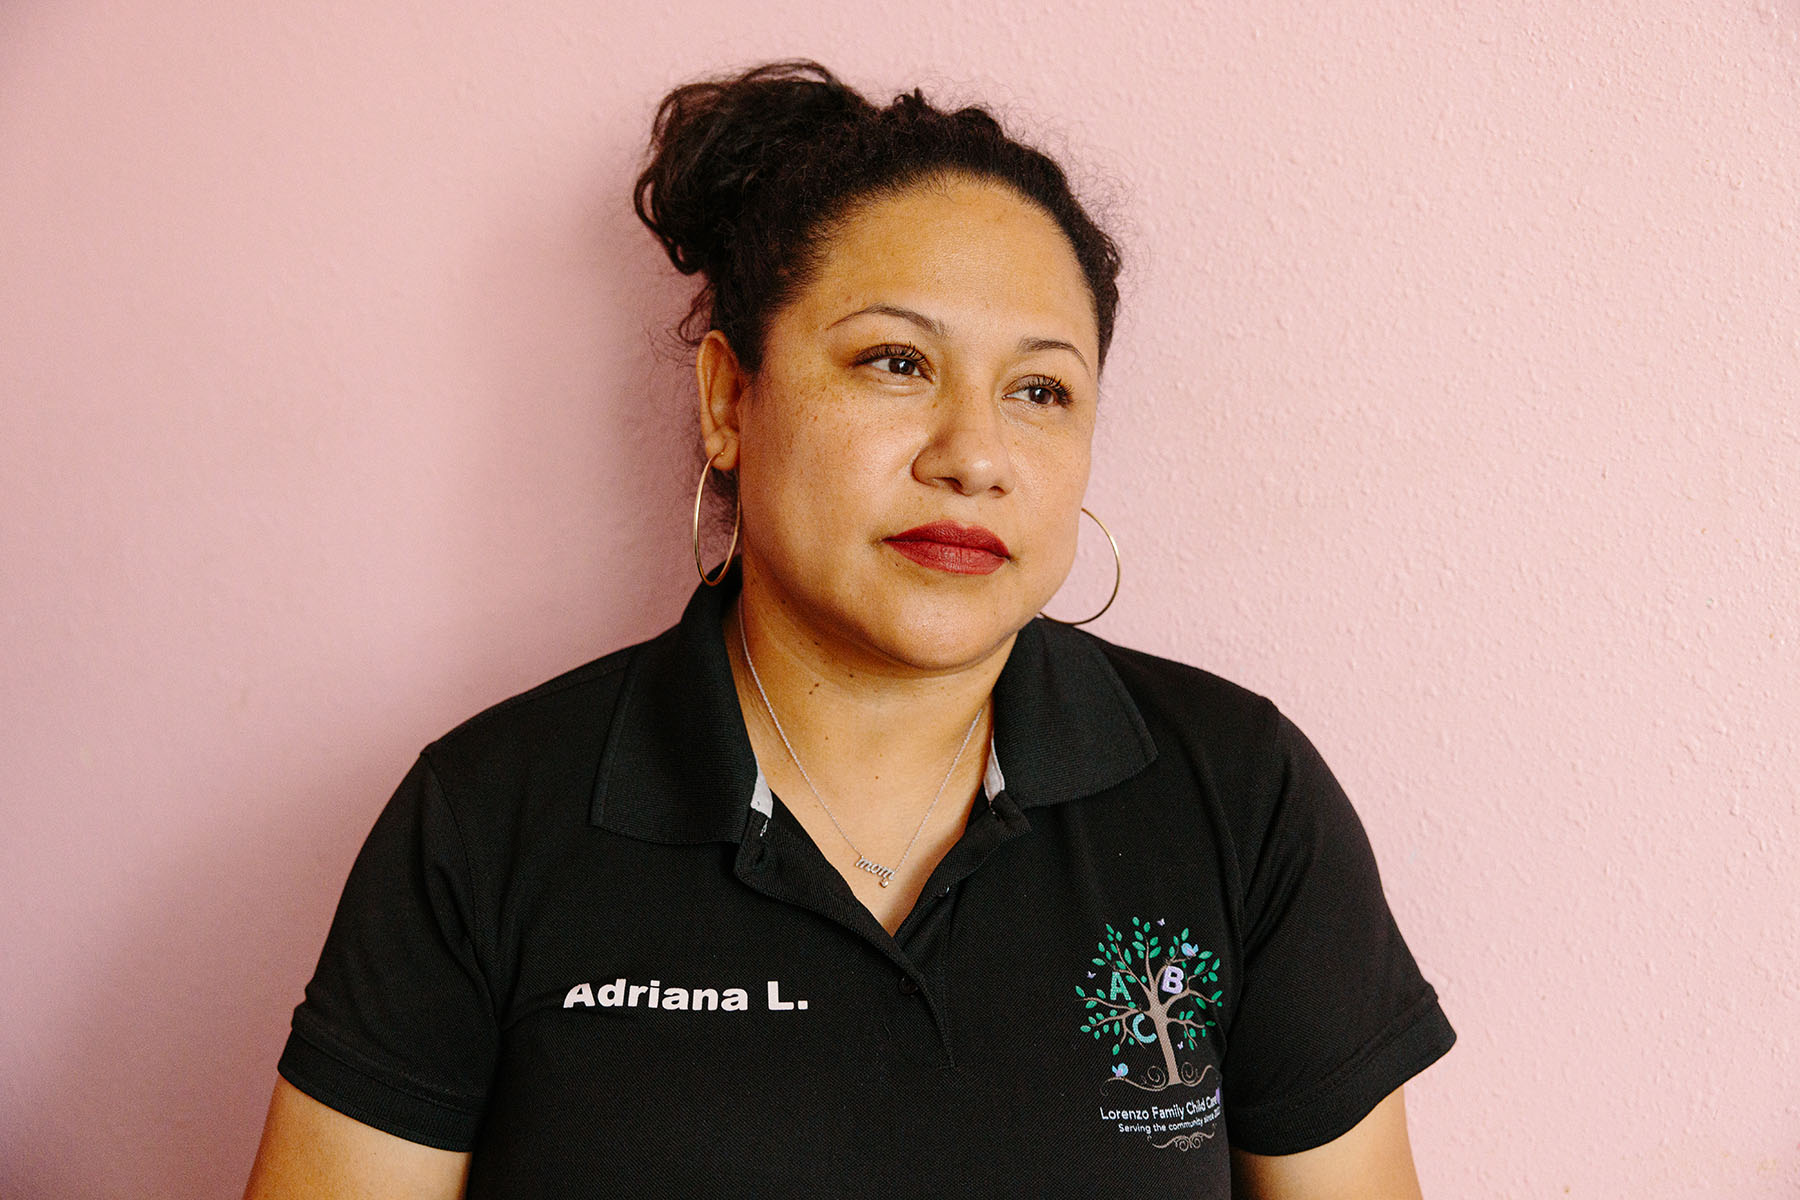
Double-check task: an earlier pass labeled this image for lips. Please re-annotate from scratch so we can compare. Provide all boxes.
[884,521,1011,576]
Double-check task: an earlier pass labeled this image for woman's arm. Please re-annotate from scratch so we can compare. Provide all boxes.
[1229,1087,1424,1200]
[243,1077,472,1200]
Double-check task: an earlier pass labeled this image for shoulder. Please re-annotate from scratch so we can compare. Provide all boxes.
[1066,628,1349,866]
[1087,634,1278,728]
[411,625,673,822]
[373,631,679,918]
[1072,629,1292,776]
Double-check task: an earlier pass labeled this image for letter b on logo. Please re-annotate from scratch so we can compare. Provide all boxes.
[1159,965,1184,995]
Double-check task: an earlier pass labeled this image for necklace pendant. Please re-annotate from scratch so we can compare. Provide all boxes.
[739,619,980,901]
[854,855,895,887]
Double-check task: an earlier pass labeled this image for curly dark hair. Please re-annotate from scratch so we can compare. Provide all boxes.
[633,60,1123,375]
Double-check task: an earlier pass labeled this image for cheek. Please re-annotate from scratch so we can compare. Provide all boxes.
[1046,502,1085,577]
[1031,432,1093,507]
[741,387,909,534]
[1022,442,1092,568]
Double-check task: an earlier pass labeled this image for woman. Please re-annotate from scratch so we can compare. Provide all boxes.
[246,61,1453,1198]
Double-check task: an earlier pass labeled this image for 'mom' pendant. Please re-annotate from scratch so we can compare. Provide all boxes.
[854,856,896,887]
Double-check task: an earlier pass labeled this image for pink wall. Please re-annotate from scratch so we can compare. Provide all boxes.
[3,2,1796,1195]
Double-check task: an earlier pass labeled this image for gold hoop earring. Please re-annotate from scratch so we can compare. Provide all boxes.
[692,449,741,587]
[1041,507,1121,627]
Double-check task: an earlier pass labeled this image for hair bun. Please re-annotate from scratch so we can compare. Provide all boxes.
[634,59,1122,375]
[634,61,871,278]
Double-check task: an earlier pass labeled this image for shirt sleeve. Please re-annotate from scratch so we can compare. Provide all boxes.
[1220,713,1455,1155]
[277,752,498,1150]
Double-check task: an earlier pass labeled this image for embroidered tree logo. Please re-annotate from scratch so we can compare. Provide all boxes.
[1075,918,1222,1091]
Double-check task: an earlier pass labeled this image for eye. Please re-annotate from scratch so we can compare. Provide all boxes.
[1008,375,1074,407]
[854,343,930,380]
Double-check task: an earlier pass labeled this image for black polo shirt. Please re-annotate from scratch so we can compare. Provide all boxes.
[280,575,1454,1197]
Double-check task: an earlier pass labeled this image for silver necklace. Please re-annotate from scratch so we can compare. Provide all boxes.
[738,615,981,888]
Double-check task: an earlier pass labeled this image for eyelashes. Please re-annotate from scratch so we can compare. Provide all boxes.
[854,343,929,377]
[1011,375,1074,407]
[850,342,1075,407]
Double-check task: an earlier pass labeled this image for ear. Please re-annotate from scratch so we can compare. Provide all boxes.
[696,330,748,471]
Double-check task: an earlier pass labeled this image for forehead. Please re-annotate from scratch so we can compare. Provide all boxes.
[792,177,1098,356]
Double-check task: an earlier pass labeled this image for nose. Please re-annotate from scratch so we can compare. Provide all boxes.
[910,380,1015,497]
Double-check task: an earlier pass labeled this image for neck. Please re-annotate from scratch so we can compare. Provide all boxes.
[723,582,1011,813]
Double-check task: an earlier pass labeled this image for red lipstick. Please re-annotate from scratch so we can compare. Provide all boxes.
[884,522,1011,576]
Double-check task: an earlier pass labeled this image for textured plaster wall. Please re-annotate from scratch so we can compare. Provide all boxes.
[3,2,1796,1195]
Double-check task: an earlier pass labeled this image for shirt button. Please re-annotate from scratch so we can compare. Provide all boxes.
[898,974,919,995]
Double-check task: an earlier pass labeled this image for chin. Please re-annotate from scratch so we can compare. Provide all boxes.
[875,600,1029,674]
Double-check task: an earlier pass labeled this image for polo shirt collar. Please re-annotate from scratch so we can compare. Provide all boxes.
[589,569,1156,844]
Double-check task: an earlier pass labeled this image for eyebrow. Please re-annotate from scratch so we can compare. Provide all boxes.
[1017,336,1089,372]
[828,304,1092,374]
